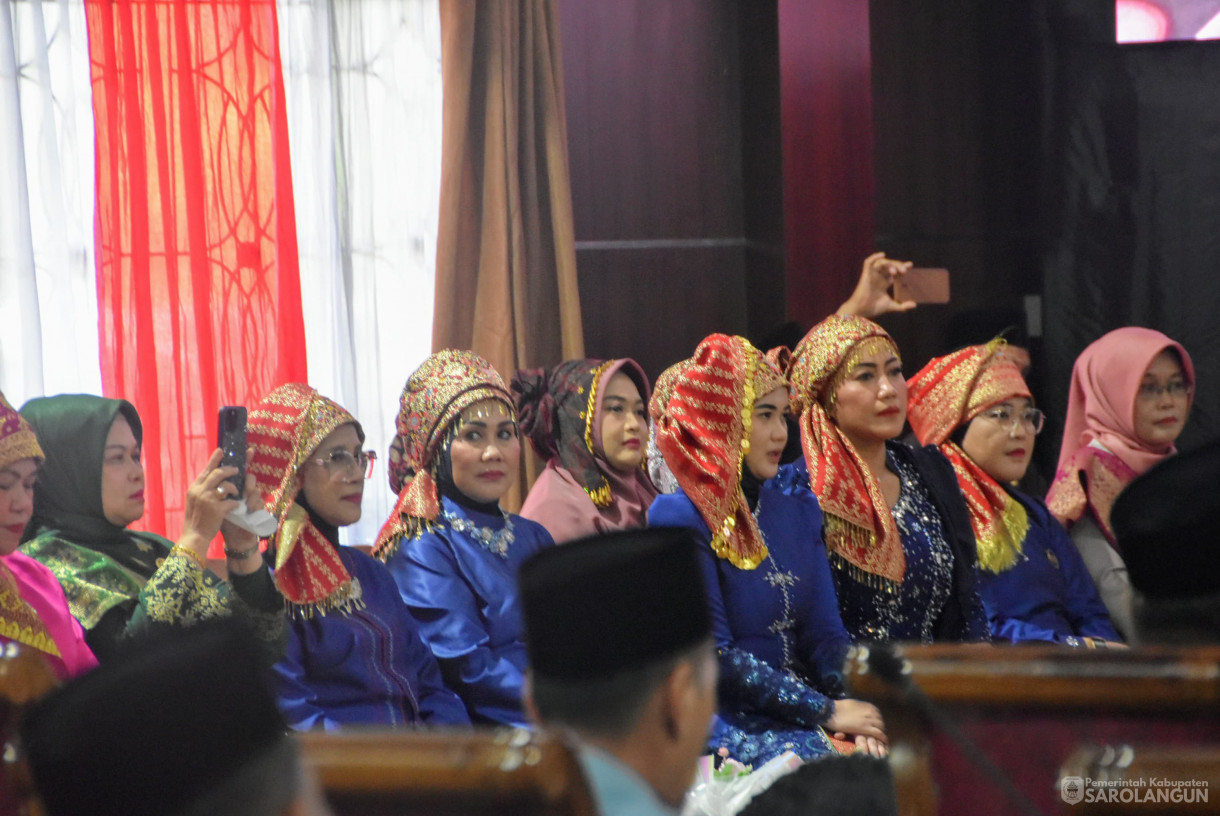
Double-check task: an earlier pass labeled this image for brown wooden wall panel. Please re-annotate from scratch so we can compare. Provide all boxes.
[779,0,876,325]
[561,0,744,242]
[575,246,748,382]
[561,0,786,365]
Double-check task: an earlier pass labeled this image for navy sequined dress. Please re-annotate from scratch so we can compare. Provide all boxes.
[649,483,851,764]
[777,442,988,643]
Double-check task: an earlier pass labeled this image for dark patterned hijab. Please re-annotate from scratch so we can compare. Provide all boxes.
[513,359,658,539]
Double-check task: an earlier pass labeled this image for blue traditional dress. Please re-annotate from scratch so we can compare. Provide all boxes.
[777,445,988,644]
[650,483,850,764]
[979,491,1119,644]
[273,543,470,730]
[384,495,554,726]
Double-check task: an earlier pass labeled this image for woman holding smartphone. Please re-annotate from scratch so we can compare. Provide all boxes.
[20,394,283,663]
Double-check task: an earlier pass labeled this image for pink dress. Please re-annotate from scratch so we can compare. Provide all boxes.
[1,551,97,680]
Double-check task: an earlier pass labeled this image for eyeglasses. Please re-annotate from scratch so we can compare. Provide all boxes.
[311,449,377,479]
[980,406,1045,436]
[1136,381,1191,400]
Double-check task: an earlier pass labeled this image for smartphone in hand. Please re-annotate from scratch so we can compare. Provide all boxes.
[217,406,247,497]
[894,267,950,304]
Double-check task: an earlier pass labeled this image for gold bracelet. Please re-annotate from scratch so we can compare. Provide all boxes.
[171,545,207,570]
[224,545,258,561]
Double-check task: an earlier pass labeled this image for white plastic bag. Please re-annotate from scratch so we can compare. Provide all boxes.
[682,751,804,816]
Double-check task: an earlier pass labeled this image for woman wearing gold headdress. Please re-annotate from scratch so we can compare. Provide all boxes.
[907,342,1120,645]
[376,351,554,726]
[650,335,886,763]
[786,315,987,642]
[248,383,469,729]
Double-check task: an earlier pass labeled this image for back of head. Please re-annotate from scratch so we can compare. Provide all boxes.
[22,620,298,816]
[738,755,897,816]
[519,526,711,737]
[1112,439,1220,644]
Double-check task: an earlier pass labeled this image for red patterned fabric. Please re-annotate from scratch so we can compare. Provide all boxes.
[656,335,785,570]
[248,384,359,614]
[86,1,307,541]
[789,315,905,588]
[907,341,1032,574]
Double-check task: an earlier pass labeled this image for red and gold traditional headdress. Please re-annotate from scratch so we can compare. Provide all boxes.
[656,335,786,569]
[375,350,513,557]
[790,315,905,590]
[0,390,59,658]
[248,383,362,615]
[907,340,1031,573]
[0,391,42,472]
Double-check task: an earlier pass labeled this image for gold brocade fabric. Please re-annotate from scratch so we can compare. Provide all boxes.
[0,390,43,469]
[1046,446,1137,546]
[248,383,360,614]
[906,341,1032,573]
[657,335,785,570]
[377,351,513,556]
[141,551,229,624]
[649,359,694,425]
[20,535,145,629]
[940,443,1028,574]
[790,316,905,588]
[0,561,60,658]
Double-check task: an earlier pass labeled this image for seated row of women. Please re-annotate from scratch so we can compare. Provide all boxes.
[0,255,1193,767]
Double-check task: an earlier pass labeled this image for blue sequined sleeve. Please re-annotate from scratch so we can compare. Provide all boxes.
[717,647,834,728]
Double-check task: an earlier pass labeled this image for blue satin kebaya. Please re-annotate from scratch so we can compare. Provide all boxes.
[649,484,849,764]
[980,491,1119,644]
[386,495,554,726]
[272,544,470,730]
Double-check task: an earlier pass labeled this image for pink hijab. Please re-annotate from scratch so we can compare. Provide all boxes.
[1055,327,1194,475]
[1047,327,1194,537]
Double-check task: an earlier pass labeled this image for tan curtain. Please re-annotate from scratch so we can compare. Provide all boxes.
[433,0,584,507]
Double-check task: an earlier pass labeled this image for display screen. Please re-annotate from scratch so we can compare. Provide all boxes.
[1117,0,1220,42]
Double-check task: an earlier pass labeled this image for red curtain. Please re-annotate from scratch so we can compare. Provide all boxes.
[86,0,307,539]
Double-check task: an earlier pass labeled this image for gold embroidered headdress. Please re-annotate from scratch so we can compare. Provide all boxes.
[0,390,59,658]
[790,315,905,591]
[376,350,513,557]
[656,335,787,569]
[906,340,1031,573]
[248,383,362,616]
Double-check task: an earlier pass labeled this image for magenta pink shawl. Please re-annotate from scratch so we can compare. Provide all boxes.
[3,551,97,680]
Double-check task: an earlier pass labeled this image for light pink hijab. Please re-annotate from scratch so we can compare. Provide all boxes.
[1047,327,1194,538]
[1055,327,1194,475]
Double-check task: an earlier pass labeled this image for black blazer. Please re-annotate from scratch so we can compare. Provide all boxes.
[889,441,987,642]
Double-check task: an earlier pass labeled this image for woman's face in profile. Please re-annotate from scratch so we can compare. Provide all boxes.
[101,415,145,527]
[300,423,365,528]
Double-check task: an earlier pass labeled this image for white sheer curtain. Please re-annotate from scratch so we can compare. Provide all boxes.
[278,0,442,547]
[0,0,101,407]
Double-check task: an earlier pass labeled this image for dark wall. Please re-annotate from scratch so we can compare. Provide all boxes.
[1041,0,1220,453]
[868,0,1045,376]
[560,0,784,381]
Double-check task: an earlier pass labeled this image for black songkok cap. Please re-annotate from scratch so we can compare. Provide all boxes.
[1112,439,1220,600]
[519,526,711,681]
[22,621,287,816]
